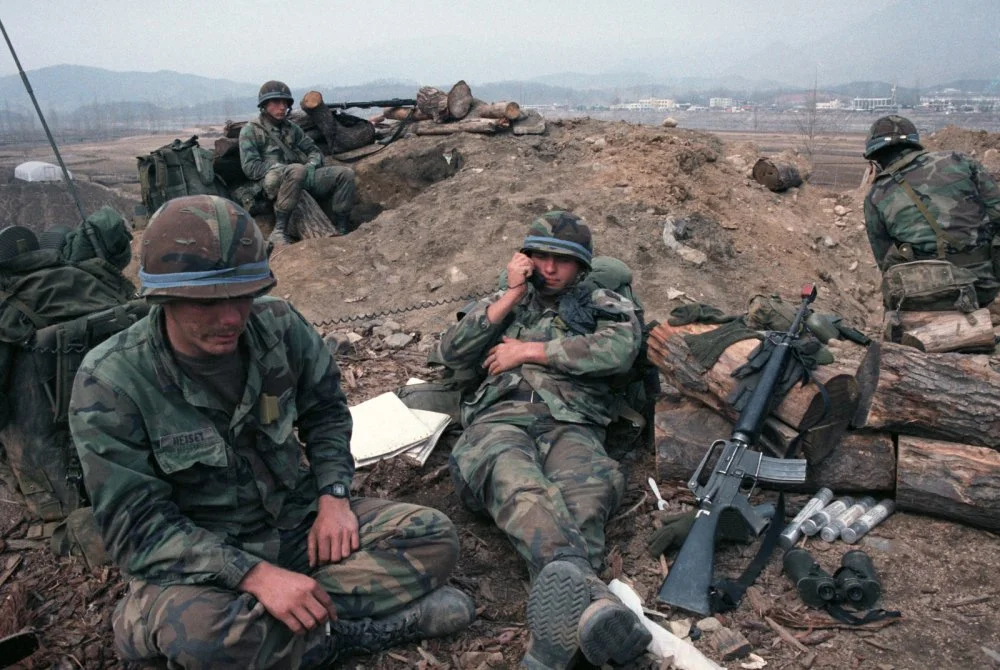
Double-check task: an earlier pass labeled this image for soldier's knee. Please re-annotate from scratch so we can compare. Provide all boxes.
[283,163,307,185]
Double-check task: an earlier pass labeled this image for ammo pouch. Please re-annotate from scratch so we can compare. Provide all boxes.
[32,301,150,423]
[881,260,980,312]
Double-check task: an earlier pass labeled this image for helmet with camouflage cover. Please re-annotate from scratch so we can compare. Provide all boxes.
[863,115,923,159]
[520,210,593,269]
[139,195,276,301]
[258,80,294,107]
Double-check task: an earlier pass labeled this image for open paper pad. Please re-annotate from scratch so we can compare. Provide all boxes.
[349,391,451,468]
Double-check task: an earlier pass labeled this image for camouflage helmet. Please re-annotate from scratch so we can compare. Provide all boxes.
[521,210,593,269]
[139,195,276,301]
[863,115,923,159]
[258,80,294,107]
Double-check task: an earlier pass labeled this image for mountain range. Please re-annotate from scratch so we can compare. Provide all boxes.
[0,0,994,115]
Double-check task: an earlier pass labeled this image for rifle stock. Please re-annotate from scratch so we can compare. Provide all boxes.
[657,508,720,616]
[658,284,817,615]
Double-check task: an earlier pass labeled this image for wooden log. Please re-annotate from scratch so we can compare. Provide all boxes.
[752,158,803,192]
[416,86,449,123]
[647,322,860,433]
[512,109,546,136]
[413,119,505,136]
[882,308,995,353]
[383,106,431,122]
[896,436,1000,531]
[300,90,340,154]
[654,398,732,482]
[654,399,893,491]
[466,100,522,121]
[290,191,339,240]
[447,80,474,120]
[808,431,895,492]
[853,341,1000,449]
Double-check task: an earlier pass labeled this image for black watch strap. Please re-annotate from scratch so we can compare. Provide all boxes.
[319,483,349,499]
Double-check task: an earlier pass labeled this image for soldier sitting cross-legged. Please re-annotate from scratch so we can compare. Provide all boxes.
[69,195,474,669]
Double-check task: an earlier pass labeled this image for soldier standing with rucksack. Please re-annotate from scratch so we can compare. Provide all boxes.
[240,80,356,245]
[863,115,1000,310]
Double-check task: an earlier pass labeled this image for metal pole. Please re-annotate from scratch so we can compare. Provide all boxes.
[0,17,85,222]
[0,17,105,259]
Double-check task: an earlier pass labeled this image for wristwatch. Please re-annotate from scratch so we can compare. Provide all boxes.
[319,483,350,499]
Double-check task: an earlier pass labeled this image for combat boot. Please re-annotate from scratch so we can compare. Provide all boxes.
[269,210,292,247]
[329,585,475,657]
[521,560,590,669]
[561,557,652,667]
[577,596,651,666]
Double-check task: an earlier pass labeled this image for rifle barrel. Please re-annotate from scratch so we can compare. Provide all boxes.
[326,99,417,110]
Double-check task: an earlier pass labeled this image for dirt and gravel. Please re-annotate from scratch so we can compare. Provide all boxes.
[1,119,999,669]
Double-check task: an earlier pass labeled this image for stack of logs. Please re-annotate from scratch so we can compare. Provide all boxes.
[377,80,545,136]
[648,319,1000,532]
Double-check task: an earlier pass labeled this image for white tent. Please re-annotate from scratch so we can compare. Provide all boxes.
[14,161,71,182]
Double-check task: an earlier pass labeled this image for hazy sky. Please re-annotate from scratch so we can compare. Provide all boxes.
[1,1,899,86]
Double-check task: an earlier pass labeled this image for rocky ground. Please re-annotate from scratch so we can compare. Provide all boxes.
[1,119,999,669]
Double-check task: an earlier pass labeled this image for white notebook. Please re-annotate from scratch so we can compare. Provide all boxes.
[348,391,451,468]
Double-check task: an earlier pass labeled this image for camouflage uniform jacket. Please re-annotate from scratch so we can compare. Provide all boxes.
[864,149,1000,270]
[69,296,354,590]
[436,286,641,428]
[239,113,323,181]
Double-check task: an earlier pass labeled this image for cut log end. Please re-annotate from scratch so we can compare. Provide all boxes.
[300,90,324,111]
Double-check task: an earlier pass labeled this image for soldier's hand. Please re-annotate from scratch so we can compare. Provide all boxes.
[309,496,360,567]
[238,562,336,635]
[484,336,546,374]
[506,252,534,290]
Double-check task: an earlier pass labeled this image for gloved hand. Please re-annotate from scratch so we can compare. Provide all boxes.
[304,164,317,190]
[647,510,697,558]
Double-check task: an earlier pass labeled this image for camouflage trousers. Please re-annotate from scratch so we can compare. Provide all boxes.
[449,401,625,577]
[113,497,459,670]
[262,163,356,217]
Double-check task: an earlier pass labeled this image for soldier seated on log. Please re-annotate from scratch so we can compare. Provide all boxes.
[69,196,475,669]
[240,80,357,245]
[863,114,1000,309]
[434,211,652,669]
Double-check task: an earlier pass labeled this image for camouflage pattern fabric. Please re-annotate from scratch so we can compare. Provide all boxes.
[70,296,356,586]
[450,405,624,575]
[437,288,641,428]
[436,286,640,574]
[112,497,458,668]
[239,114,355,216]
[865,149,1000,304]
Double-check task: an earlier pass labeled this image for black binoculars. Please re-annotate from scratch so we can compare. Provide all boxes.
[783,548,882,610]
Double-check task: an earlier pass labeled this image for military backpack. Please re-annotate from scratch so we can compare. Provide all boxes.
[137,135,230,214]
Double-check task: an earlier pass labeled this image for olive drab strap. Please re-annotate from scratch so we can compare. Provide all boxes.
[889,170,963,259]
[250,120,308,164]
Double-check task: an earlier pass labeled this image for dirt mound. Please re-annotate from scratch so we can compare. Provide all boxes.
[0,176,136,236]
[924,125,1000,177]
[271,118,882,338]
[4,120,1000,669]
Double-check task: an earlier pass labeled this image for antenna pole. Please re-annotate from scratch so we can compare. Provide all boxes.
[0,17,86,222]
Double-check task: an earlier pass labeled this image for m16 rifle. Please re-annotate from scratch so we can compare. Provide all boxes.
[657,284,816,616]
[326,98,417,110]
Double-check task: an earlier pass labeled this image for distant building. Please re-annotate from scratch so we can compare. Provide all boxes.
[709,97,735,109]
[609,97,676,111]
[851,85,898,112]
